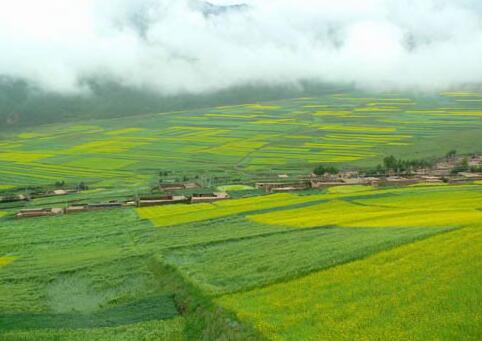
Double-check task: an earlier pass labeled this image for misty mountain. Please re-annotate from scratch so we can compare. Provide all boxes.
[1,0,481,130]
[2,1,481,97]
[0,77,345,130]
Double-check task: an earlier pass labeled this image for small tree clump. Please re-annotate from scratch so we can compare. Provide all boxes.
[77,182,89,191]
[54,180,65,188]
[313,164,339,176]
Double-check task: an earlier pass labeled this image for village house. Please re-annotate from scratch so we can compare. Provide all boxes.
[137,195,188,207]
[468,154,481,167]
[255,181,311,192]
[341,178,368,185]
[30,189,76,199]
[53,189,75,195]
[448,177,469,184]
[64,201,122,214]
[16,207,63,219]
[458,172,482,180]
[0,194,30,203]
[190,192,229,203]
[383,176,419,185]
[65,204,89,214]
[362,177,381,185]
[271,185,306,192]
[310,179,344,188]
[87,201,123,210]
[419,175,444,183]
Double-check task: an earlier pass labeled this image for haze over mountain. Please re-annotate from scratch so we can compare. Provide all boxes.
[1,0,481,127]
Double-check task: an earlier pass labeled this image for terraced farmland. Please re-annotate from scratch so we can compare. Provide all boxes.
[1,91,481,189]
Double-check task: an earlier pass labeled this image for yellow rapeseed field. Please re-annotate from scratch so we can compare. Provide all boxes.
[0,256,16,267]
[67,139,146,154]
[248,187,482,228]
[303,143,375,149]
[64,157,136,170]
[327,185,375,194]
[323,133,412,143]
[311,110,351,117]
[0,152,52,163]
[316,124,396,133]
[137,193,327,227]
[217,227,482,340]
[208,141,266,156]
[17,132,46,139]
[243,104,281,110]
[440,91,481,97]
[105,128,144,135]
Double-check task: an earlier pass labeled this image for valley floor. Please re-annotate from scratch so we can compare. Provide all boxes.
[1,183,481,340]
[1,91,481,339]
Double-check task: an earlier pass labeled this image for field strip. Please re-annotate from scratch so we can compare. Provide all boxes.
[0,252,148,282]
[216,226,482,340]
[138,185,482,228]
[163,226,451,295]
[137,193,328,227]
[248,186,482,229]
[0,295,177,332]
[0,162,138,179]
[0,256,16,267]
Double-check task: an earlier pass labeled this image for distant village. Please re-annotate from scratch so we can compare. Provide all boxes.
[3,151,481,219]
[14,191,230,219]
[309,151,482,187]
[253,151,482,192]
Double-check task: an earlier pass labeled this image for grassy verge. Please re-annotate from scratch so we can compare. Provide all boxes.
[148,258,266,341]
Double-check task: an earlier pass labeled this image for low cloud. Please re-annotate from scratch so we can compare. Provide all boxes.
[0,0,481,94]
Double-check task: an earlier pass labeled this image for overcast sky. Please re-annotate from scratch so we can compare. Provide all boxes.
[0,0,481,94]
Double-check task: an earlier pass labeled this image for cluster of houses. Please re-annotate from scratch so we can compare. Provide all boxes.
[131,192,230,207]
[15,191,229,219]
[255,154,482,192]
[255,181,311,192]
[16,202,125,218]
[0,189,77,204]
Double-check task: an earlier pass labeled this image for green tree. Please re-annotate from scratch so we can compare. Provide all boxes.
[313,164,339,176]
[383,155,397,172]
